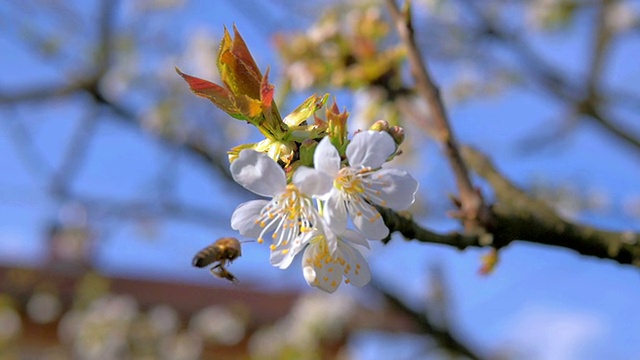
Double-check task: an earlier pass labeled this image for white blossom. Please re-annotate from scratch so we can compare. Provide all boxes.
[314,131,418,240]
[301,219,371,293]
[230,149,331,269]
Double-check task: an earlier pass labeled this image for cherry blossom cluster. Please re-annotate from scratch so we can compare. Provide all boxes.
[229,131,417,292]
[177,26,418,292]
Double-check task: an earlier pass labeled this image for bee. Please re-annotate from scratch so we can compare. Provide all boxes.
[192,237,242,283]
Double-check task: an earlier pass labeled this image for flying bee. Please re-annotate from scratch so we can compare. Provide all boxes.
[192,237,242,283]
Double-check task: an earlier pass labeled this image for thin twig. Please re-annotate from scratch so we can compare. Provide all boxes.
[384,0,488,228]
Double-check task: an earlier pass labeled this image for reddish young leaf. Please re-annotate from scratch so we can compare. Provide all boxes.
[231,24,261,78]
[260,69,274,110]
[175,67,236,115]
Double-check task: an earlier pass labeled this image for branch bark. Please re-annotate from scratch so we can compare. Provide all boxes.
[380,147,640,267]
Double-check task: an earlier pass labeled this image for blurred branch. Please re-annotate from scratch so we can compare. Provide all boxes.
[0,74,232,187]
[371,280,485,360]
[587,0,614,93]
[81,195,230,229]
[0,0,249,243]
[0,111,53,180]
[384,0,490,230]
[50,108,99,196]
[95,0,118,76]
[462,0,640,154]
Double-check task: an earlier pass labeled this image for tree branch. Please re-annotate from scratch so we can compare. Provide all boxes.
[380,146,640,267]
[384,0,489,229]
[461,146,640,265]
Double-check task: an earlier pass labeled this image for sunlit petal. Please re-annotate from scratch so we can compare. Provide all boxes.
[270,235,307,269]
[303,266,317,285]
[230,150,286,197]
[338,242,371,287]
[366,168,418,210]
[351,202,389,240]
[302,243,341,293]
[341,229,370,249]
[346,131,395,169]
[230,200,268,237]
[293,166,333,197]
[324,190,348,235]
[314,137,341,177]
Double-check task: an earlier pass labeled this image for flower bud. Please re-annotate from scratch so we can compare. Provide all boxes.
[369,119,389,132]
[326,100,349,153]
[388,125,405,145]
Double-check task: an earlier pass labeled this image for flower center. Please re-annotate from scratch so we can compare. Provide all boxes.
[256,184,316,245]
[334,167,366,194]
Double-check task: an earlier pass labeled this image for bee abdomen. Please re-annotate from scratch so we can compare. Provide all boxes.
[192,248,216,268]
[192,256,210,268]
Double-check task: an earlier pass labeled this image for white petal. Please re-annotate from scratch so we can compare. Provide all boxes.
[302,242,341,293]
[346,131,395,169]
[270,230,312,269]
[339,243,371,287]
[324,190,347,235]
[368,168,418,210]
[314,137,341,177]
[320,219,339,255]
[303,266,317,284]
[230,200,268,237]
[293,166,333,197]
[341,229,370,249]
[230,150,286,197]
[270,242,304,269]
[312,265,342,293]
[351,202,389,240]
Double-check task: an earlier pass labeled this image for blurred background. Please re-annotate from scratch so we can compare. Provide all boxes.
[1,0,640,359]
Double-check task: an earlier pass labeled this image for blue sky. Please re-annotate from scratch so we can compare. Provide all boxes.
[1,1,640,359]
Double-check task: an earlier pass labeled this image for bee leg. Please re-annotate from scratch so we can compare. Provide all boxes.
[209,264,239,283]
[209,263,222,276]
[224,271,240,283]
